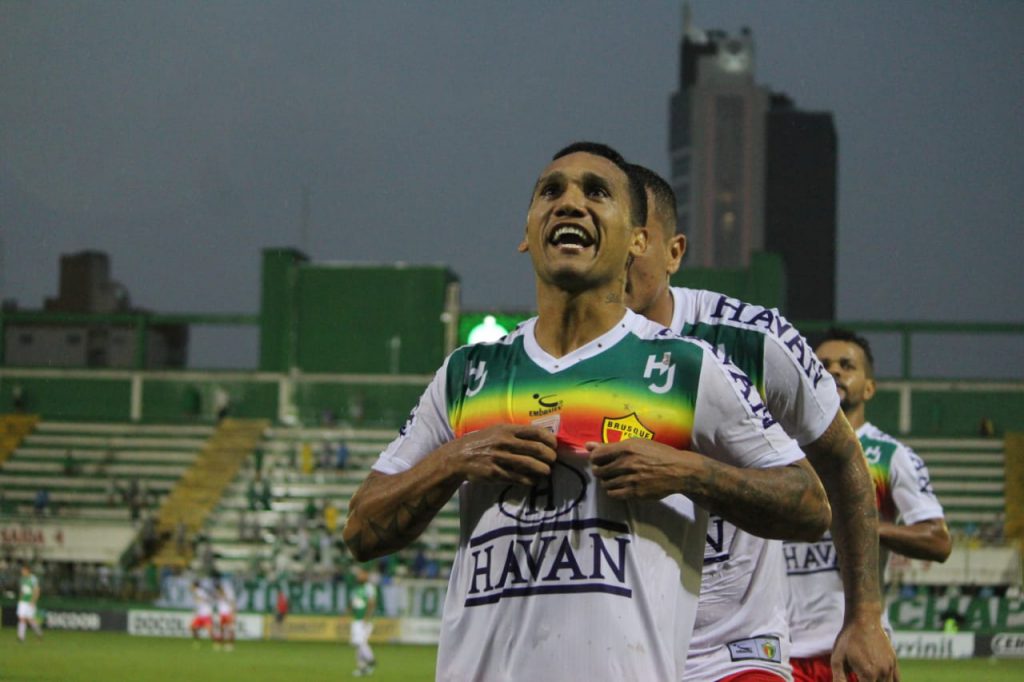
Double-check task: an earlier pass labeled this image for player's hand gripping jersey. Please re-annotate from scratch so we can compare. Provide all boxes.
[373,310,805,682]
[785,422,945,659]
[668,288,840,681]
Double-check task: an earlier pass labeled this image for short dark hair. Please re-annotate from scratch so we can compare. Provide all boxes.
[628,164,679,236]
[552,142,647,227]
[823,327,875,376]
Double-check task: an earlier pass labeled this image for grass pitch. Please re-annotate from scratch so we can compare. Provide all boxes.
[0,630,435,682]
[3,630,1024,681]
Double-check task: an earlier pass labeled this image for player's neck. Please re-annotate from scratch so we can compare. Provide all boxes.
[534,283,627,358]
[639,282,675,328]
[844,406,867,430]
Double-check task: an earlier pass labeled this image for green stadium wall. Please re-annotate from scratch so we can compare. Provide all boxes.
[259,250,458,375]
[1,370,1020,438]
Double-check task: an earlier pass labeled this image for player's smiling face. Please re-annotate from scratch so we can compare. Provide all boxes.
[520,152,644,292]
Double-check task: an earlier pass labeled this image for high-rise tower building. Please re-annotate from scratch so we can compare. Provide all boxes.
[669,11,769,269]
[668,9,837,319]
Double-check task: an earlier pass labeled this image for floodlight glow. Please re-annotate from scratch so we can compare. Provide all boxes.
[467,315,509,344]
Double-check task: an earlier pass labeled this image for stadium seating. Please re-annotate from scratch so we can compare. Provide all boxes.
[2,416,1009,583]
[0,413,38,467]
[0,420,210,521]
[197,425,459,576]
[906,436,1005,535]
[151,418,269,567]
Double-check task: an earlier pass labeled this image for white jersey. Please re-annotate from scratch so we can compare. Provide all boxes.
[786,422,945,658]
[217,582,236,617]
[670,288,839,682]
[373,310,806,682]
[193,586,214,618]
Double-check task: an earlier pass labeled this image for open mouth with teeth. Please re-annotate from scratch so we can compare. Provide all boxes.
[548,224,596,252]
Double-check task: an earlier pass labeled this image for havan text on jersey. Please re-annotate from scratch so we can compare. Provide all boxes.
[783,532,839,575]
[445,337,694,609]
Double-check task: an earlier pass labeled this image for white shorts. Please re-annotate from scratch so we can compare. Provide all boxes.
[350,620,373,646]
[17,602,36,620]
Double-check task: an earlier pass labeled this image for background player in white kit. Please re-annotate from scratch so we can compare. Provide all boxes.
[215,576,237,651]
[190,580,215,646]
[624,165,897,682]
[785,330,951,681]
[16,563,43,642]
[344,142,830,681]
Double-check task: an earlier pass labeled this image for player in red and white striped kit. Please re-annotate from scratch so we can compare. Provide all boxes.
[190,580,215,646]
[215,578,237,652]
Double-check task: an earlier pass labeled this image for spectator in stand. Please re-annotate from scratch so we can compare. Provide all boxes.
[335,442,350,470]
[123,477,140,506]
[12,385,26,412]
[246,475,259,511]
[139,479,153,508]
[141,512,158,557]
[296,526,311,564]
[412,547,428,578]
[320,407,338,427]
[324,503,339,535]
[105,477,118,507]
[347,393,365,425]
[319,530,334,573]
[62,449,77,476]
[276,512,289,544]
[213,387,231,422]
[301,442,315,475]
[174,520,189,557]
[237,510,249,542]
[33,488,49,516]
[260,476,273,511]
[320,441,334,470]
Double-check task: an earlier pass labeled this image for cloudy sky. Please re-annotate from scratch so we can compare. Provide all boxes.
[2,1,1021,373]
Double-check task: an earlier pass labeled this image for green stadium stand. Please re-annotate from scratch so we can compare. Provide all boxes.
[0,420,211,521]
[905,437,1005,533]
[151,418,268,567]
[197,425,459,577]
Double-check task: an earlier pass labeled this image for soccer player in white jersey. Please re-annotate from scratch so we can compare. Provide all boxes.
[215,577,237,651]
[624,165,898,682]
[785,330,951,681]
[16,563,44,642]
[190,580,215,646]
[344,142,831,681]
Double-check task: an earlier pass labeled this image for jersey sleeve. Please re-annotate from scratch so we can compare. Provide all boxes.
[691,347,806,470]
[763,326,840,446]
[372,360,455,475]
[889,444,945,525]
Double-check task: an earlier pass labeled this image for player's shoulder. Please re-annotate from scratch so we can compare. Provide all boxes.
[623,309,710,359]
[673,286,800,342]
[858,423,906,463]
